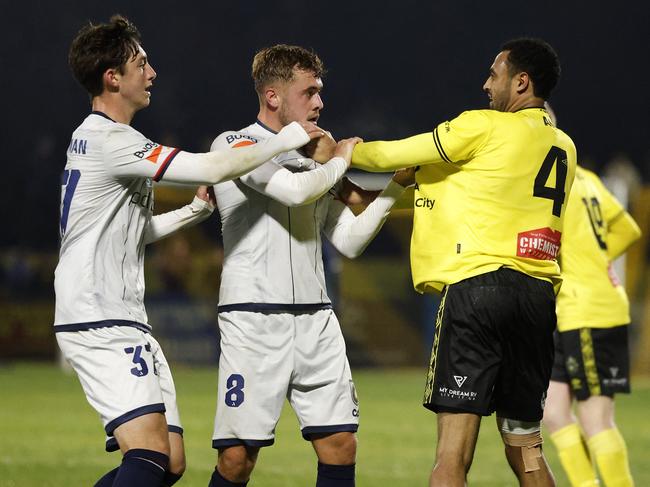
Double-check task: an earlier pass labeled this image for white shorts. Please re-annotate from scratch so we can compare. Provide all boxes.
[56,325,182,451]
[212,309,359,448]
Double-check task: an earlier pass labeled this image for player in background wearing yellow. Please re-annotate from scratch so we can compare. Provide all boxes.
[350,38,576,486]
[542,106,641,487]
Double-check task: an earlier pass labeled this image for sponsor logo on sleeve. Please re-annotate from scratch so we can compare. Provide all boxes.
[516,227,561,260]
[134,141,176,164]
[225,133,259,148]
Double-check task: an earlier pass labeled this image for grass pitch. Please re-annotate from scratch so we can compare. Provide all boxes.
[1,363,648,486]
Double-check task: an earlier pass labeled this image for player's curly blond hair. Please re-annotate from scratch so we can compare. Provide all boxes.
[252,44,325,95]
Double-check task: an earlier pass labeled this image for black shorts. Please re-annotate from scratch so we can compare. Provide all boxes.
[550,326,631,400]
[423,268,556,422]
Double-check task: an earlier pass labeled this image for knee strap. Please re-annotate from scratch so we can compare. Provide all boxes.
[501,431,543,472]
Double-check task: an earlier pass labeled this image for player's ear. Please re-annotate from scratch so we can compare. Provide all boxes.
[103,68,121,93]
[264,86,281,109]
[515,71,530,95]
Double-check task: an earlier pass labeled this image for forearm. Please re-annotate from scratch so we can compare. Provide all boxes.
[144,196,214,244]
[247,157,348,207]
[351,133,440,171]
[607,211,642,259]
[326,180,405,258]
[158,121,310,185]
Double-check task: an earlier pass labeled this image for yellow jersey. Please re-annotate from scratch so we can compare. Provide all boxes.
[556,166,641,331]
[352,107,577,293]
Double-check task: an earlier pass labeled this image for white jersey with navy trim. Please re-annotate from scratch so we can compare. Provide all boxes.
[212,121,341,309]
[54,112,180,328]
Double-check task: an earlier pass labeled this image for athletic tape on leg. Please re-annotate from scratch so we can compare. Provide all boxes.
[502,432,543,472]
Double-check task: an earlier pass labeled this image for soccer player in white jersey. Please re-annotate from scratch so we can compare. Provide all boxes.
[56,17,323,487]
[207,44,414,487]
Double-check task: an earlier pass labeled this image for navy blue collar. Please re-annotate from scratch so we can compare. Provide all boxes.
[91,111,116,122]
[255,118,278,134]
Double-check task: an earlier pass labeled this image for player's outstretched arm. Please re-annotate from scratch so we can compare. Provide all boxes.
[160,121,322,185]
[323,168,413,258]
[351,133,439,172]
[105,122,323,185]
[237,137,360,207]
[143,186,216,244]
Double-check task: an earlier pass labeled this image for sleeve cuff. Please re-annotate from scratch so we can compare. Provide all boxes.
[190,195,215,213]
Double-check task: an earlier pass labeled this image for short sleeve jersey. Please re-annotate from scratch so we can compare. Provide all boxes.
[353,108,577,293]
[54,112,179,328]
[411,108,576,293]
[556,167,631,330]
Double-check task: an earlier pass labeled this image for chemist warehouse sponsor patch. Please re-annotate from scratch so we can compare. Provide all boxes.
[517,227,561,260]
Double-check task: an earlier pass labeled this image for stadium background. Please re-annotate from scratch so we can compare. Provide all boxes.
[1,1,649,485]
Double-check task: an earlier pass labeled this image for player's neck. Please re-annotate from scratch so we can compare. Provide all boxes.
[506,94,545,113]
[256,109,283,133]
[91,96,136,125]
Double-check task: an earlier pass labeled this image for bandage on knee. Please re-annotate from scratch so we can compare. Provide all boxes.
[502,432,543,472]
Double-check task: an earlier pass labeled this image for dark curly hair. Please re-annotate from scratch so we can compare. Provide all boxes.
[501,38,561,100]
[69,15,141,97]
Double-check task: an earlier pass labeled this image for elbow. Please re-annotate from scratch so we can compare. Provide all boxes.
[336,244,363,259]
[207,167,229,185]
[344,249,362,259]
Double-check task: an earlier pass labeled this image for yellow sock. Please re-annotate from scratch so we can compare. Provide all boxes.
[550,423,599,487]
[588,427,634,487]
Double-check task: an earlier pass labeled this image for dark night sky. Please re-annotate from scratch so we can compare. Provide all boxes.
[2,0,649,248]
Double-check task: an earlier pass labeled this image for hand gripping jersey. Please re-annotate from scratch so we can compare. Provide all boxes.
[352,108,577,293]
[556,166,641,331]
[55,112,188,330]
[211,121,405,310]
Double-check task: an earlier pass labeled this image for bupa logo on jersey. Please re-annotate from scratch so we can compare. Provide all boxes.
[133,141,175,165]
[226,133,259,148]
[517,227,561,260]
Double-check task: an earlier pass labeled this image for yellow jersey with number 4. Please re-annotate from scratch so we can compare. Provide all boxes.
[352,107,577,293]
[556,166,641,330]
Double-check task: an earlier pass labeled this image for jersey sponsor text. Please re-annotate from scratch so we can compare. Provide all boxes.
[517,227,561,260]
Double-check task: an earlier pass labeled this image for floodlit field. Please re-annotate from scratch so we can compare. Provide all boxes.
[1,363,648,486]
